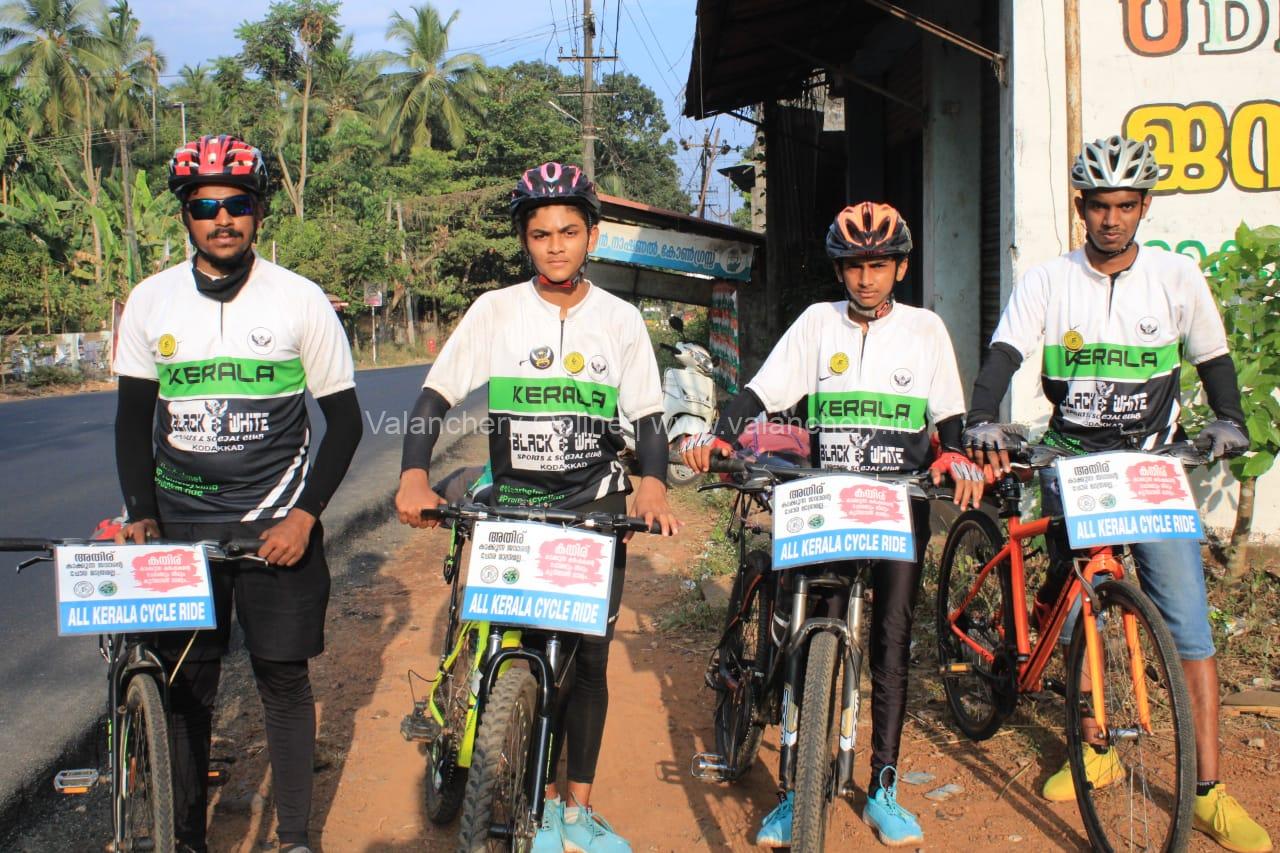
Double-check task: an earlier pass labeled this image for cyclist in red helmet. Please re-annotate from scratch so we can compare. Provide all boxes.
[681,202,984,848]
[114,134,363,853]
[396,162,678,852]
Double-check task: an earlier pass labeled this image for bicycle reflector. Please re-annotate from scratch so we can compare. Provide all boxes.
[53,767,100,794]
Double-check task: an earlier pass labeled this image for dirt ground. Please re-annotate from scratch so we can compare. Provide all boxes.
[4,466,1276,852]
[196,488,1279,852]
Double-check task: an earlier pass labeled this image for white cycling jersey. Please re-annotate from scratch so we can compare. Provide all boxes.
[114,255,356,522]
[992,245,1228,451]
[747,301,966,472]
[424,280,663,507]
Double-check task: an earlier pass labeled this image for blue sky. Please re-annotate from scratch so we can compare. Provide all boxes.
[128,0,750,217]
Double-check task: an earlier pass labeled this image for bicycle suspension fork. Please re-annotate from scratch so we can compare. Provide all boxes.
[836,579,866,795]
[778,575,808,786]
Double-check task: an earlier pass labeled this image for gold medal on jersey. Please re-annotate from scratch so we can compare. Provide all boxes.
[1062,330,1084,352]
[564,351,585,374]
[829,352,849,375]
[157,334,178,358]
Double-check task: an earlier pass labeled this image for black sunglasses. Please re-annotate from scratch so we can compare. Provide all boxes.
[185,194,256,220]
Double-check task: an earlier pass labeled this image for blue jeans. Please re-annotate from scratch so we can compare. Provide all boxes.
[1038,468,1216,661]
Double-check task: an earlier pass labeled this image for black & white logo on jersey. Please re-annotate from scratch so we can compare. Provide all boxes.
[525,346,554,370]
[589,355,609,380]
[248,327,275,355]
[891,368,914,392]
[1136,316,1160,342]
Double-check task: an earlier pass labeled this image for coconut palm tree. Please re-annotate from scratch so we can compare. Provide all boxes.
[376,3,485,155]
[0,0,106,136]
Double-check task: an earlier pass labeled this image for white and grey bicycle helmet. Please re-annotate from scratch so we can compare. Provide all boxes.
[1071,135,1160,191]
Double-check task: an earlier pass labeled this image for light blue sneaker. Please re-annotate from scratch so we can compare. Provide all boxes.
[532,796,565,853]
[755,791,793,848]
[561,800,631,853]
[861,767,923,847]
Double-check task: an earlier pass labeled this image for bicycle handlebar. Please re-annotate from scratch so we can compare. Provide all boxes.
[420,503,663,535]
[1011,440,1212,470]
[0,537,265,560]
[700,456,940,499]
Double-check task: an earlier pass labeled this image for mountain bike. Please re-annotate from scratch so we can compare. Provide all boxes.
[691,458,942,851]
[0,535,261,853]
[401,500,657,852]
[936,441,1204,852]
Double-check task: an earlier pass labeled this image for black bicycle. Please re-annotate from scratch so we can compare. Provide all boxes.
[1,535,261,853]
[691,458,943,851]
[414,502,658,853]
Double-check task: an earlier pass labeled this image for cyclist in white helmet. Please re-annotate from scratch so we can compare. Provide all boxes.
[964,135,1269,853]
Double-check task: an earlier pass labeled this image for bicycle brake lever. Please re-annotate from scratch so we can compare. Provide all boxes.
[16,555,50,573]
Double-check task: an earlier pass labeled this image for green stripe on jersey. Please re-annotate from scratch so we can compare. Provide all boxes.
[490,376,618,418]
[809,391,926,430]
[158,357,305,398]
[1043,343,1179,381]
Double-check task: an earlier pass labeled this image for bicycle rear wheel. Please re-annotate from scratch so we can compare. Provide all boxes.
[457,668,538,853]
[119,674,175,852]
[1065,579,1195,853]
[935,510,1016,740]
[712,550,773,781]
[792,631,839,852]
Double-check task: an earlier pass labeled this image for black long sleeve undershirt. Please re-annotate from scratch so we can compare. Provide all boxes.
[713,388,767,446]
[1194,353,1246,426]
[634,412,668,484]
[400,387,452,473]
[966,342,1023,426]
[936,415,965,452]
[115,376,160,522]
[294,387,363,517]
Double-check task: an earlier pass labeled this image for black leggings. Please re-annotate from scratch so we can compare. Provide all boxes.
[542,492,627,787]
[805,499,929,793]
[168,655,316,850]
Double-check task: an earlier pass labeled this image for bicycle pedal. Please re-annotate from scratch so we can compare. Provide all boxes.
[53,768,99,794]
[938,662,971,676]
[690,752,731,782]
[400,707,441,743]
[206,768,228,786]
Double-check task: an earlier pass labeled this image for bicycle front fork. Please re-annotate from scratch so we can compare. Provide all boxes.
[777,577,865,797]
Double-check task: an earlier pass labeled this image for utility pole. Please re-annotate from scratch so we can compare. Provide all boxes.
[684,129,730,218]
[582,0,595,178]
[557,0,619,180]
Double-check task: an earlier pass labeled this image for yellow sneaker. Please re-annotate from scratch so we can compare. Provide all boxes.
[1041,746,1124,802]
[1194,784,1272,852]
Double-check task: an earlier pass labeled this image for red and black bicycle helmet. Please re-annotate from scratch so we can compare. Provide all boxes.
[509,161,601,230]
[168,134,269,199]
[825,202,913,259]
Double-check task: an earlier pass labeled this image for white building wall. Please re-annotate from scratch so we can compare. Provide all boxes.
[1004,0,1280,539]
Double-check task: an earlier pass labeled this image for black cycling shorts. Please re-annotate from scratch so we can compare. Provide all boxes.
[149,518,330,663]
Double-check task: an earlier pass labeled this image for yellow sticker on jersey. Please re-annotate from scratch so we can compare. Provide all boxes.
[1062,330,1084,352]
[564,352,585,375]
[829,352,849,375]
[157,334,178,359]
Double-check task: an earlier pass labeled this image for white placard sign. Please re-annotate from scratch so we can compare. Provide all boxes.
[54,544,216,635]
[772,474,915,569]
[461,521,615,637]
[1055,452,1203,549]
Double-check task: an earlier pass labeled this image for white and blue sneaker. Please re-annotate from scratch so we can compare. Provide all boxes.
[561,799,631,853]
[755,791,793,848]
[861,767,924,847]
[533,796,566,853]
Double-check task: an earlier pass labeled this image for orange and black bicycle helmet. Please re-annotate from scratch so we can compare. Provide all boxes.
[825,202,913,259]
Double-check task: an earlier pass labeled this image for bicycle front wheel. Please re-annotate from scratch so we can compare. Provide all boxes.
[712,549,773,781]
[1065,579,1195,853]
[792,631,839,852]
[936,510,1016,740]
[119,674,175,852]
[457,668,538,853]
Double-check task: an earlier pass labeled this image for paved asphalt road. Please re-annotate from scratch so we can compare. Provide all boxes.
[0,363,479,825]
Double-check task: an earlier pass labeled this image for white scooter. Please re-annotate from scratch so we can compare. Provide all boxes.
[619,315,719,485]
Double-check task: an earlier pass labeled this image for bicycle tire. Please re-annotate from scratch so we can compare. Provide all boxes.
[792,631,839,852]
[936,509,1016,740]
[712,549,773,781]
[1065,578,1195,853]
[456,668,538,853]
[425,629,481,825]
[119,674,175,853]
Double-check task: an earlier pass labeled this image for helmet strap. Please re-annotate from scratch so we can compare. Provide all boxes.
[847,292,894,321]
[533,258,588,290]
[1085,226,1139,259]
